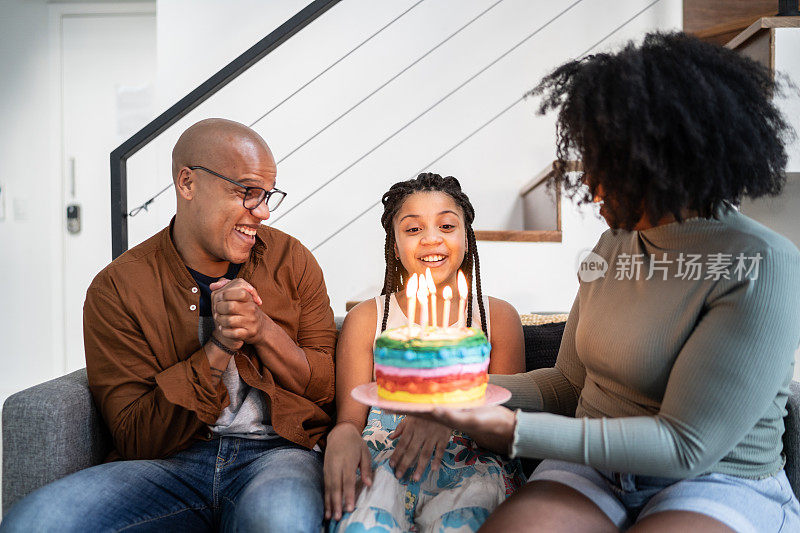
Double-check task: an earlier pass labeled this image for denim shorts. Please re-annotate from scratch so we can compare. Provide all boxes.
[529,459,800,532]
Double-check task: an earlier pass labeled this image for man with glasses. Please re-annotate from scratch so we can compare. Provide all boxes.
[2,119,336,532]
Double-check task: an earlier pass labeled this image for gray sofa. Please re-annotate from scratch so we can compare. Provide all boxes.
[4,322,800,516]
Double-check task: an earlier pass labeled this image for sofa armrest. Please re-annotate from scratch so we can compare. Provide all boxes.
[2,368,111,516]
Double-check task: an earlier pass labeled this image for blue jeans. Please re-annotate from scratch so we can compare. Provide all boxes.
[530,459,800,532]
[1,437,323,533]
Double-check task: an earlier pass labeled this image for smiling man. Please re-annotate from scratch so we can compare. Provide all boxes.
[2,119,337,532]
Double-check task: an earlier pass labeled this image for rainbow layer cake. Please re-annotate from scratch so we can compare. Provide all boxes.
[373,326,491,403]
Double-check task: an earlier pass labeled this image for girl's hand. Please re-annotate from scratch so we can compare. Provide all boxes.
[323,422,373,521]
[388,416,452,481]
[422,405,517,454]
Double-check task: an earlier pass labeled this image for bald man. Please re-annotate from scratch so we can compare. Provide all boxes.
[2,119,337,532]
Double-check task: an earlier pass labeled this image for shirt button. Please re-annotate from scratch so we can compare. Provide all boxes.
[189,304,197,311]
[191,287,198,293]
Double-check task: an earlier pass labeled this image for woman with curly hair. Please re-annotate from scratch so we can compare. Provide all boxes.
[414,32,800,532]
[324,173,526,532]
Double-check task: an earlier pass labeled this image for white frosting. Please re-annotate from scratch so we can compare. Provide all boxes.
[384,325,477,342]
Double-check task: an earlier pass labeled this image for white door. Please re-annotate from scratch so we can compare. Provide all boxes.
[61,11,156,371]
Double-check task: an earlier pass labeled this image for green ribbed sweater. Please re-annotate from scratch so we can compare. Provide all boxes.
[491,209,800,479]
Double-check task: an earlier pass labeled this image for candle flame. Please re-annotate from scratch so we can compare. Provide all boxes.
[424,268,436,295]
[406,273,418,298]
[442,286,453,299]
[457,270,468,297]
[417,280,429,298]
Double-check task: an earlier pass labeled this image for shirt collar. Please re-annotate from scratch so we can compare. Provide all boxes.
[160,217,266,289]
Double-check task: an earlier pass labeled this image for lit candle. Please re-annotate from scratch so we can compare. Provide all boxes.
[457,270,468,329]
[406,273,418,336]
[425,268,437,329]
[442,286,452,329]
[417,281,429,331]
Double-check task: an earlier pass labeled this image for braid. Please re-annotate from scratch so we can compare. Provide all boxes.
[462,232,475,329]
[380,234,393,332]
[469,227,488,336]
[379,172,485,334]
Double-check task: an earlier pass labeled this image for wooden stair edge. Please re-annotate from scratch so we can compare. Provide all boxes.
[692,15,765,41]
[726,15,800,49]
[519,160,582,197]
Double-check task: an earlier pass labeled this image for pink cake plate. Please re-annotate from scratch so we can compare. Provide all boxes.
[351,382,511,413]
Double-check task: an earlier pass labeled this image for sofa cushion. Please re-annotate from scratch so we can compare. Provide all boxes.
[522,321,566,372]
[518,319,566,477]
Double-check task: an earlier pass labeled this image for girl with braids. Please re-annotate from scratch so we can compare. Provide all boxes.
[413,33,800,532]
[324,173,525,532]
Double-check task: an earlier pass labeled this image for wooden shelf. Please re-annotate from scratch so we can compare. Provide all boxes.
[474,230,562,242]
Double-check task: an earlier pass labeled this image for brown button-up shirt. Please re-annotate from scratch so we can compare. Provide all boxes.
[84,222,336,460]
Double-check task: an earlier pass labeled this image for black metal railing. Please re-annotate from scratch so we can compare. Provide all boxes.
[122,0,503,247]
[269,0,506,171]
[308,0,661,251]
[114,0,661,256]
[125,0,430,222]
[268,0,519,226]
[111,0,342,258]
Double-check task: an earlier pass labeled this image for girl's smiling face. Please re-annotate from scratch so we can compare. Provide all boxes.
[393,191,467,289]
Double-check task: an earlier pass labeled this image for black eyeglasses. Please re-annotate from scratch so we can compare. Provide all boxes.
[188,166,286,212]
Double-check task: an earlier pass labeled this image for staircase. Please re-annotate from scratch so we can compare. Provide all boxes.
[118,0,682,314]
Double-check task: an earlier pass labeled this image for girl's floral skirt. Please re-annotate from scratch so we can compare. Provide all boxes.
[330,407,525,533]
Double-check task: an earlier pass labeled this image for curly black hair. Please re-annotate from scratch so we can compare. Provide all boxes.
[529,31,794,230]
[379,173,487,335]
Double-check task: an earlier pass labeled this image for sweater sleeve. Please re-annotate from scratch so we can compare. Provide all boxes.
[490,294,584,415]
[511,250,800,478]
[85,282,228,460]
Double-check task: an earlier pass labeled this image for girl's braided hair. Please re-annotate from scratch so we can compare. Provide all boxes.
[379,173,486,335]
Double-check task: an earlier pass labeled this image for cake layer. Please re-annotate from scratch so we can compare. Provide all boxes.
[374,328,490,368]
[373,361,489,378]
[377,383,487,403]
[376,370,488,394]
[375,327,489,348]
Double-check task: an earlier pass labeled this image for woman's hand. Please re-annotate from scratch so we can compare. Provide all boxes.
[417,406,517,454]
[323,422,373,521]
[388,416,452,481]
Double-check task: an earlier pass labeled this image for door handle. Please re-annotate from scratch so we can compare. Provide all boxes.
[69,157,76,198]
